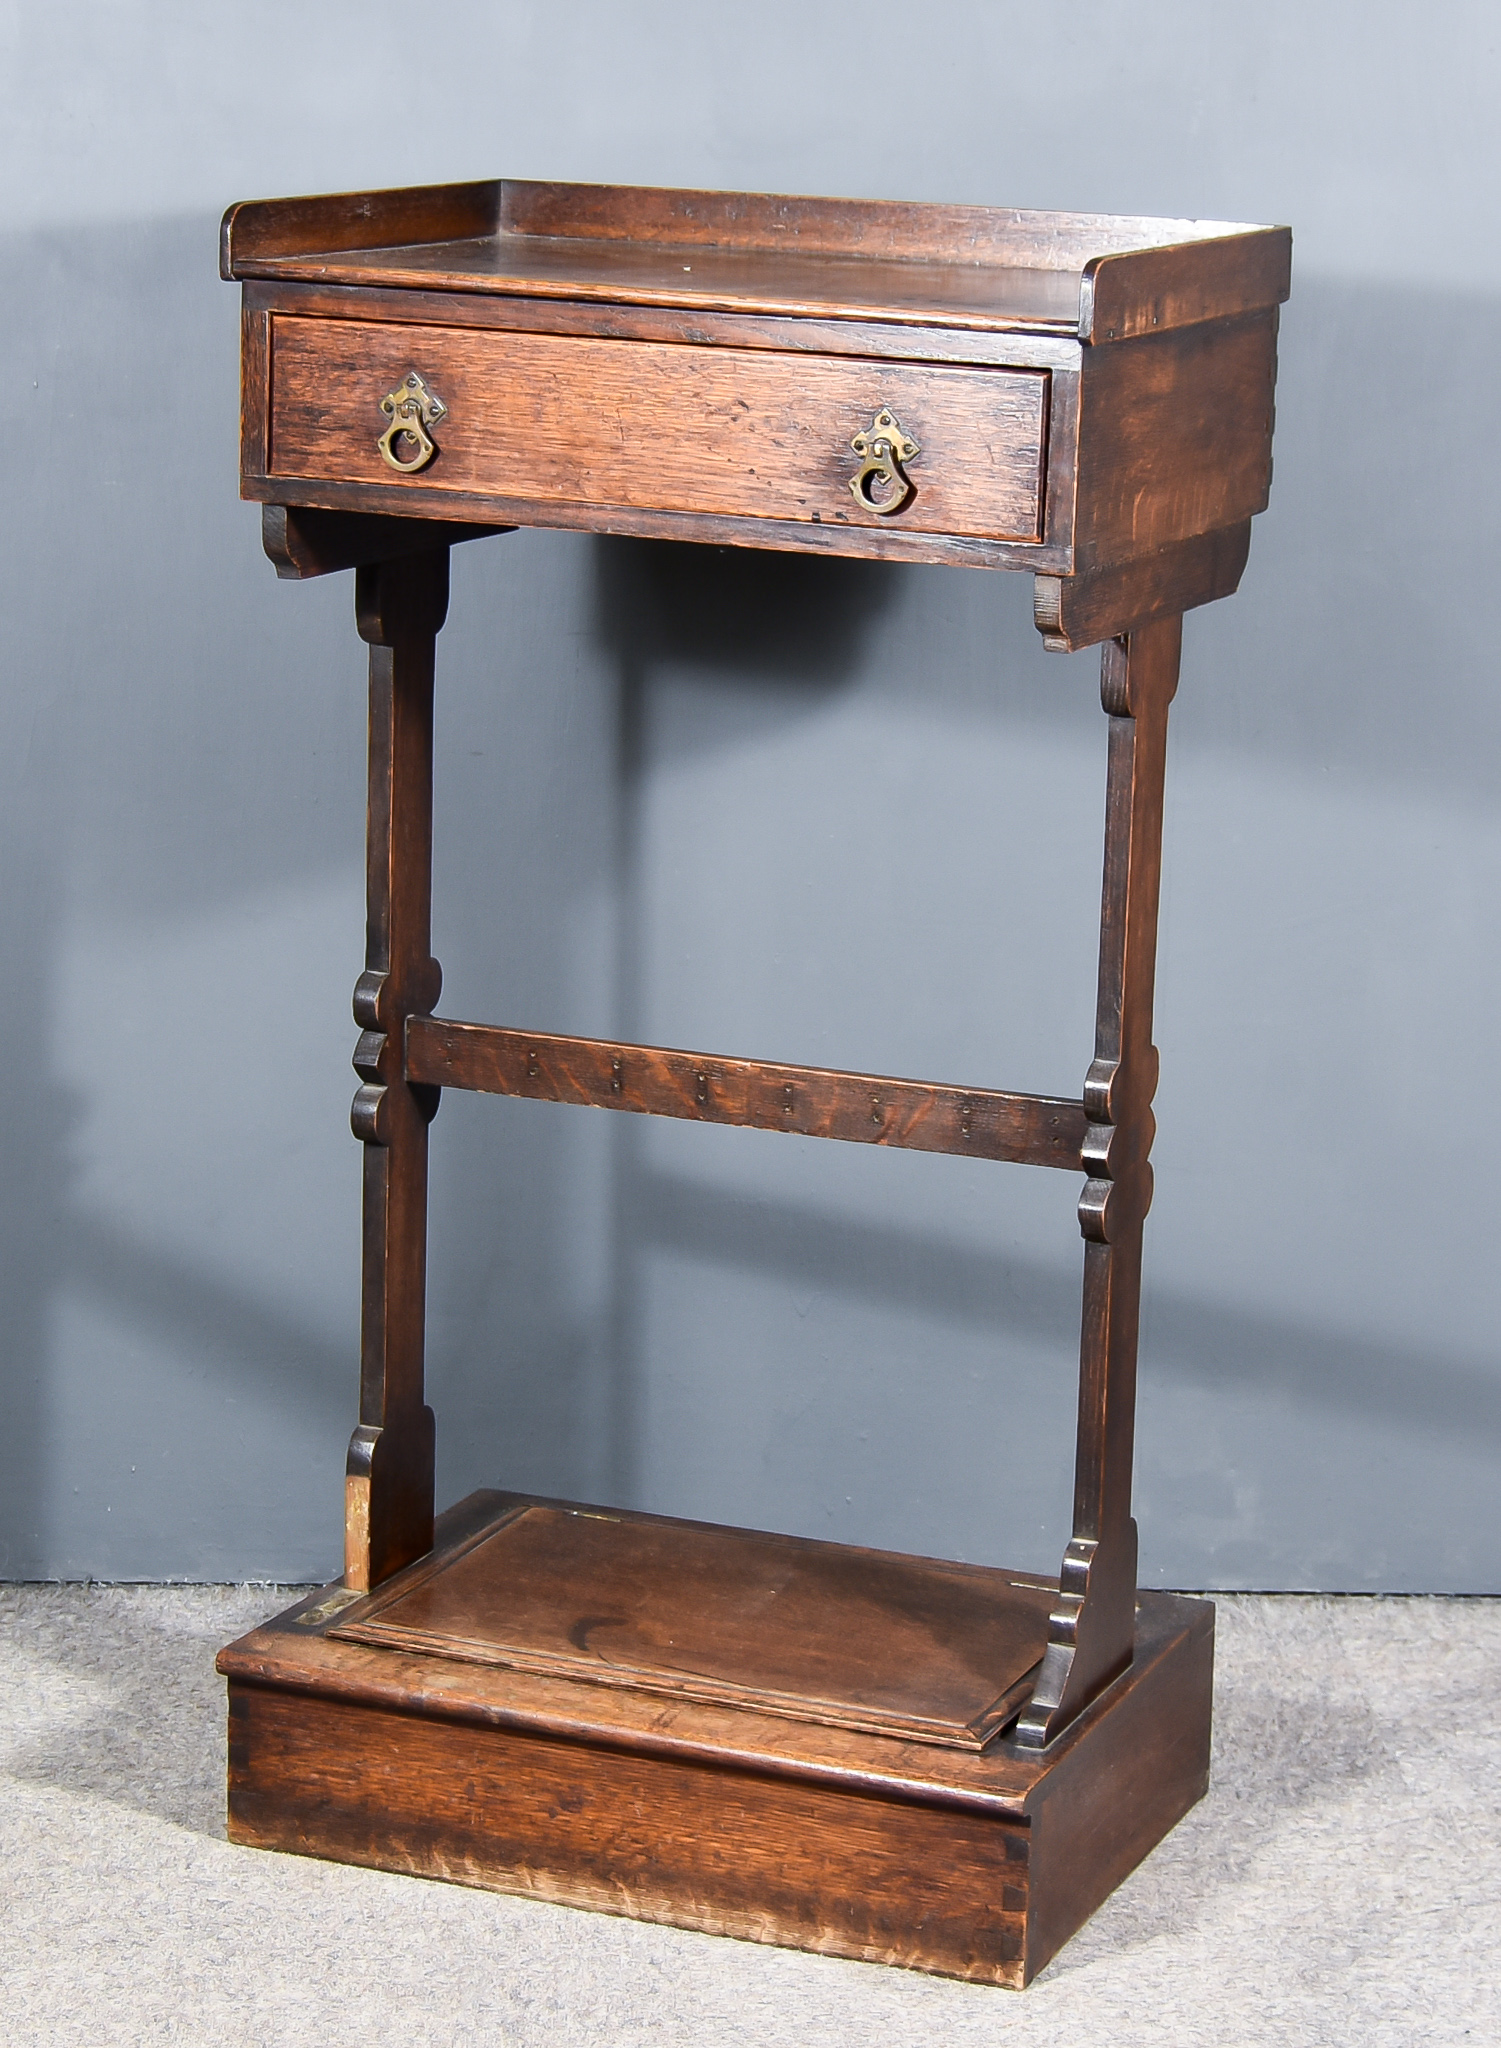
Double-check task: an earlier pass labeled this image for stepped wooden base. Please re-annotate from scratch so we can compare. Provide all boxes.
[218,1492,1214,1988]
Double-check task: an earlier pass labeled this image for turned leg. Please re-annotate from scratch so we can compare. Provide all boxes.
[1017,615,1181,1747]
[344,549,449,1591]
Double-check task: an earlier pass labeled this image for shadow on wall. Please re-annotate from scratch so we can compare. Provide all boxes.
[628,1166,1501,1445]
[0,213,373,1573]
[425,536,904,1523]
[602,538,901,1508]
[1,209,1497,1581]
[0,801,76,1576]
[594,536,898,687]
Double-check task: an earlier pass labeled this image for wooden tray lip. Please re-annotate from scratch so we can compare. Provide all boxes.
[497,181,1277,260]
[221,179,1291,338]
[222,177,1280,268]
[327,1493,1055,1752]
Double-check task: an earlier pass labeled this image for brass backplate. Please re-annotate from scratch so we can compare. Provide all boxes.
[378,372,447,474]
[849,408,920,515]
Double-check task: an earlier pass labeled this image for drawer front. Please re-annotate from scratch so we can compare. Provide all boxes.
[267,316,1047,543]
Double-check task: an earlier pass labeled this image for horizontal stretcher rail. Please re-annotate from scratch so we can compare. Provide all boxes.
[405,1016,1087,1171]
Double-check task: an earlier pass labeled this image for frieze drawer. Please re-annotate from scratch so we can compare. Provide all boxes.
[266,315,1049,544]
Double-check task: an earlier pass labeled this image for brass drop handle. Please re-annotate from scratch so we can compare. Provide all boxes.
[377,372,446,474]
[849,408,919,515]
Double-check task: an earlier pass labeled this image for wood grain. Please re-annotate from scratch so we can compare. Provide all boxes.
[1082,231,1292,342]
[248,476,1070,575]
[218,1500,1214,1988]
[404,1016,1087,1170]
[221,179,501,279]
[1034,521,1252,651]
[498,181,1267,270]
[224,179,1289,343]
[218,178,1279,1980]
[344,553,448,1592]
[1018,619,1181,1748]
[267,316,1048,542]
[221,1492,1210,1814]
[228,1685,1032,1983]
[256,234,1084,335]
[329,1497,1054,1750]
[240,304,270,480]
[1072,311,1279,568]
[1022,1592,1213,1976]
[245,276,1086,371]
[262,504,509,580]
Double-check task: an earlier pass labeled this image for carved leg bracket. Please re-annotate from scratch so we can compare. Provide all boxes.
[1018,616,1181,1748]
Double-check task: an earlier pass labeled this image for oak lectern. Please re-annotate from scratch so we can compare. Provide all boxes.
[215,180,1288,1986]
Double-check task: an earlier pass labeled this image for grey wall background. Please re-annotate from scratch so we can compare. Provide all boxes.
[2,1,1497,1589]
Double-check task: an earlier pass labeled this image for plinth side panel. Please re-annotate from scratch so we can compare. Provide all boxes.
[227,1684,1031,1984]
[1026,1603,1215,1978]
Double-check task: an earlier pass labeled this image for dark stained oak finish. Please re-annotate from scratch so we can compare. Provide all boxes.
[330,1494,1057,1749]
[344,552,447,1592]
[228,181,1287,618]
[1018,618,1180,1746]
[220,179,1286,1984]
[404,1016,1087,1170]
[218,1493,1215,1989]
[221,178,501,274]
[268,316,1049,541]
[1069,314,1278,572]
[1034,522,1251,652]
[224,178,1289,342]
[262,503,510,580]
[229,1684,1032,1980]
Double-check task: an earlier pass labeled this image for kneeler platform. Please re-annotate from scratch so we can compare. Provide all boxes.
[219,1490,1213,1988]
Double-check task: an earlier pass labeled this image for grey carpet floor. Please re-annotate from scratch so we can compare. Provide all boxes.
[0,1588,1495,2047]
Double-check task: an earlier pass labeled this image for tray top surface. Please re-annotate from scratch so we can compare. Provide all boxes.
[267,231,1090,330]
[332,1496,1056,1749]
[222,180,1290,339]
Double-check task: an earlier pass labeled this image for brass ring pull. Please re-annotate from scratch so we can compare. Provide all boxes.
[849,408,919,516]
[377,372,446,475]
